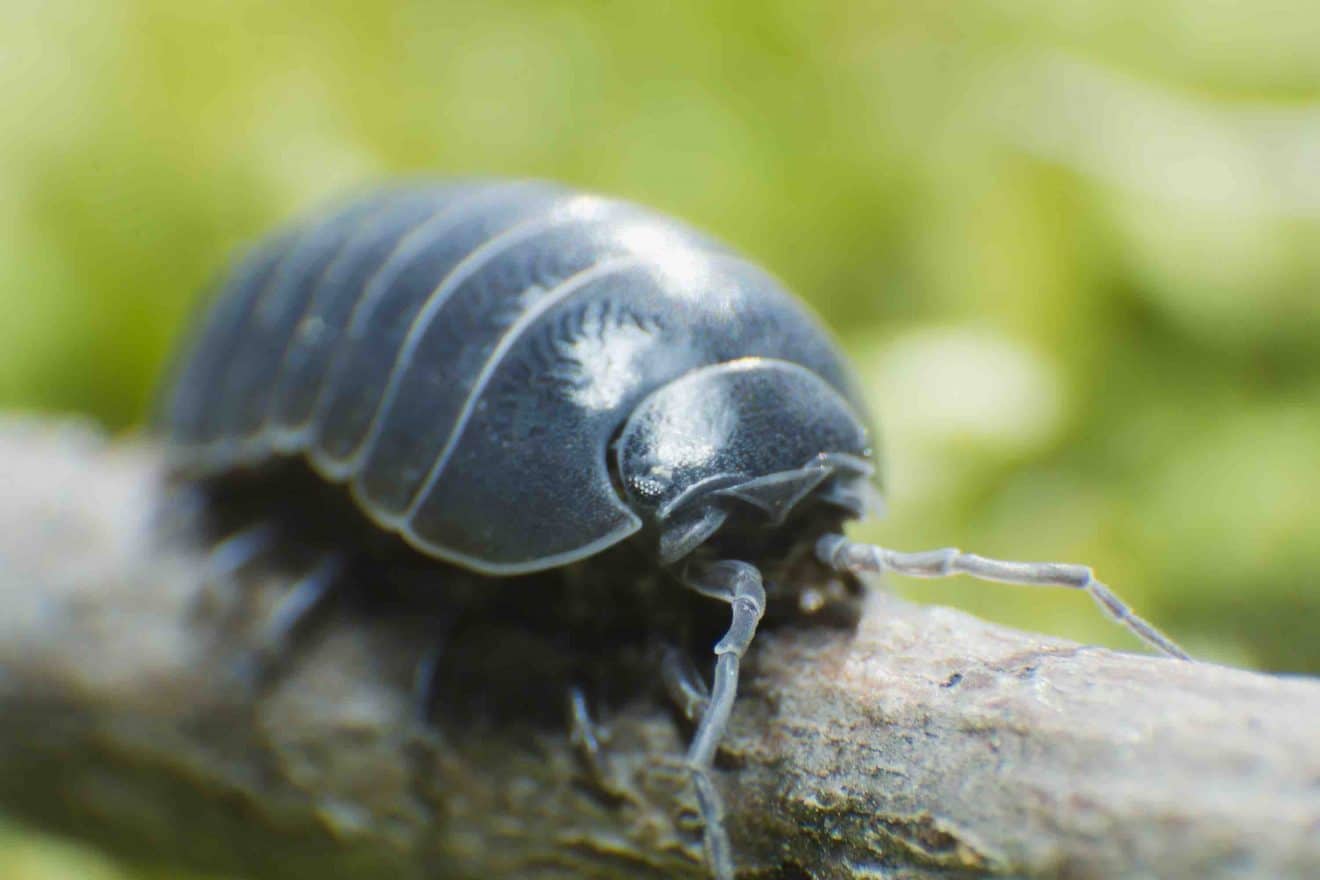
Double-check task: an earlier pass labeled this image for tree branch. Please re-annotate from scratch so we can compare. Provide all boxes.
[0,415,1317,879]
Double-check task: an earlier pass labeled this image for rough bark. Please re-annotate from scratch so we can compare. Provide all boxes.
[0,415,1317,880]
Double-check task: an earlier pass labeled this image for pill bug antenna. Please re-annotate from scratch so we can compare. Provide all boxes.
[680,559,767,880]
[816,534,1191,660]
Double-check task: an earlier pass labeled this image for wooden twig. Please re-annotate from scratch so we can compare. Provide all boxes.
[0,415,1316,879]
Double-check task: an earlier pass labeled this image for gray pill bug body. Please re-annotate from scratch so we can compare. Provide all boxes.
[160,179,1188,880]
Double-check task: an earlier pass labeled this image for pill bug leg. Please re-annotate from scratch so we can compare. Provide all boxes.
[681,560,767,880]
[204,521,279,582]
[149,483,208,541]
[411,622,456,726]
[192,521,281,616]
[235,555,345,689]
[661,645,710,725]
[567,686,628,802]
[817,535,1191,660]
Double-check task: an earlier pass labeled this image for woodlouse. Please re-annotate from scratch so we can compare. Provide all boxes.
[159,178,1188,879]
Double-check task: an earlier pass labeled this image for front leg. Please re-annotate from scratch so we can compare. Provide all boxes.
[681,560,766,880]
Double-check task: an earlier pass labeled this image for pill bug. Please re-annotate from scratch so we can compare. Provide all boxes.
[159,178,1188,880]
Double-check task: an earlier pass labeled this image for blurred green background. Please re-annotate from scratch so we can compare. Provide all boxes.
[2,0,1318,875]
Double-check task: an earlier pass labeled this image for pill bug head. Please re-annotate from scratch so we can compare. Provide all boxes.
[614,356,879,565]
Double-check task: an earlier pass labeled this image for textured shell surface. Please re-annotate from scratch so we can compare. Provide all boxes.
[162,180,871,574]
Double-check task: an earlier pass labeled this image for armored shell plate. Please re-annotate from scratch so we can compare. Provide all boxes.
[161,180,870,574]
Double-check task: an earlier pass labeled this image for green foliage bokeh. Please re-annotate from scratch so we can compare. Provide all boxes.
[2,1,1318,872]
[5,0,1319,662]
